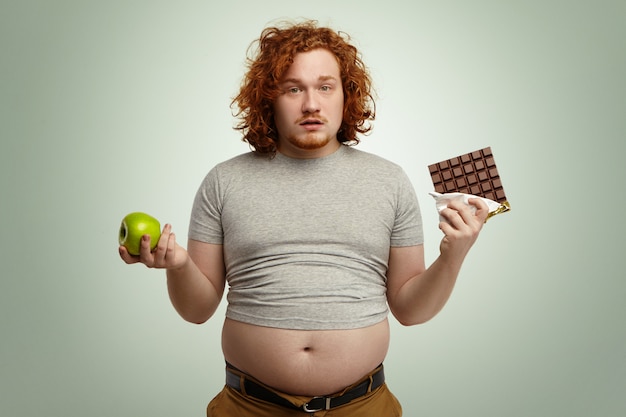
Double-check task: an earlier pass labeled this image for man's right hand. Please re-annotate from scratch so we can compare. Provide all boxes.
[119,224,189,270]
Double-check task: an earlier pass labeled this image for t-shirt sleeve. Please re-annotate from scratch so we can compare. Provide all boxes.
[390,169,424,247]
[188,167,224,244]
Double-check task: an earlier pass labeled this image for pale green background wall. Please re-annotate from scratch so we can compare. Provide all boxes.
[1,0,624,416]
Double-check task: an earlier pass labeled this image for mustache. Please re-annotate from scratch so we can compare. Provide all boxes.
[296,114,328,124]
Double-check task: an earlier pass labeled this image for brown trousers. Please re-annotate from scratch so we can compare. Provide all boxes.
[207,365,402,416]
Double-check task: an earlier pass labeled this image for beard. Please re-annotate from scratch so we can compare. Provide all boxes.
[285,131,334,150]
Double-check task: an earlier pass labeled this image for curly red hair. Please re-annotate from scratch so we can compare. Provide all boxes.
[231,20,376,155]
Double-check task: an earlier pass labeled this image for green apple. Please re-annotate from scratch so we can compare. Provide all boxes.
[118,212,161,256]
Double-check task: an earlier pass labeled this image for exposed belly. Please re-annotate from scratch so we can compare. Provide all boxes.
[221,317,390,396]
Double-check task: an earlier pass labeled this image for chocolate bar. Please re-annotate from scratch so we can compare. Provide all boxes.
[428,147,510,216]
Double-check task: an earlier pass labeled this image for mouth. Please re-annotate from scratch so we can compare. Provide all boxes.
[299,118,324,126]
[298,118,325,131]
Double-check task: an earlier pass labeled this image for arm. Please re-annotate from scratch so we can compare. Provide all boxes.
[386,198,489,326]
[119,224,226,324]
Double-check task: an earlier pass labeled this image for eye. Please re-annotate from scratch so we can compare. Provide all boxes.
[287,87,301,94]
[320,85,332,92]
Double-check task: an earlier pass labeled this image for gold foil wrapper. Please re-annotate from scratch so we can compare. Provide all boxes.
[485,200,511,222]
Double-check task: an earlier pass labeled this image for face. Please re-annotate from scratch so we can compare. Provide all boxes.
[274,48,344,158]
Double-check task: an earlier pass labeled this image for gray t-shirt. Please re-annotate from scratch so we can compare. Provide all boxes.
[188,145,423,330]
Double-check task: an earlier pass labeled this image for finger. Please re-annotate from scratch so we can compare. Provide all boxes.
[446,199,485,226]
[439,220,455,237]
[439,207,465,229]
[166,230,177,260]
[152,224,173,266]
[468,198,490,222]
[458,205,479,226]
[138,234,156,266]
[118,245,140,264]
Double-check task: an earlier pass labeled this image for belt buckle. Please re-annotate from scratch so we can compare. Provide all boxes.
[302,396,331,412]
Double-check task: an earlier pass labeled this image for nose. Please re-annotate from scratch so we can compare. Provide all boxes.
[301,90,321,114]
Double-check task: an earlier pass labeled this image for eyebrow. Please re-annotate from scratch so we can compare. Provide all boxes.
[280,75,339,84]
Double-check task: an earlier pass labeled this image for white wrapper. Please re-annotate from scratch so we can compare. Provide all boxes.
[429,192,508,222]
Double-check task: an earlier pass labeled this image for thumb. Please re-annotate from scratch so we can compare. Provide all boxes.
[468,198,490,222]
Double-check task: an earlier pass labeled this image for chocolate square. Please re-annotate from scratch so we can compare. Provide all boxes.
[428,147,508,204]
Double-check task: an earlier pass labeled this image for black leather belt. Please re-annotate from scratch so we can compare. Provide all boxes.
[225,365,385,413]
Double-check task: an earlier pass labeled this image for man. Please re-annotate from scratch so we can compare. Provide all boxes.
[119,20,488,416]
